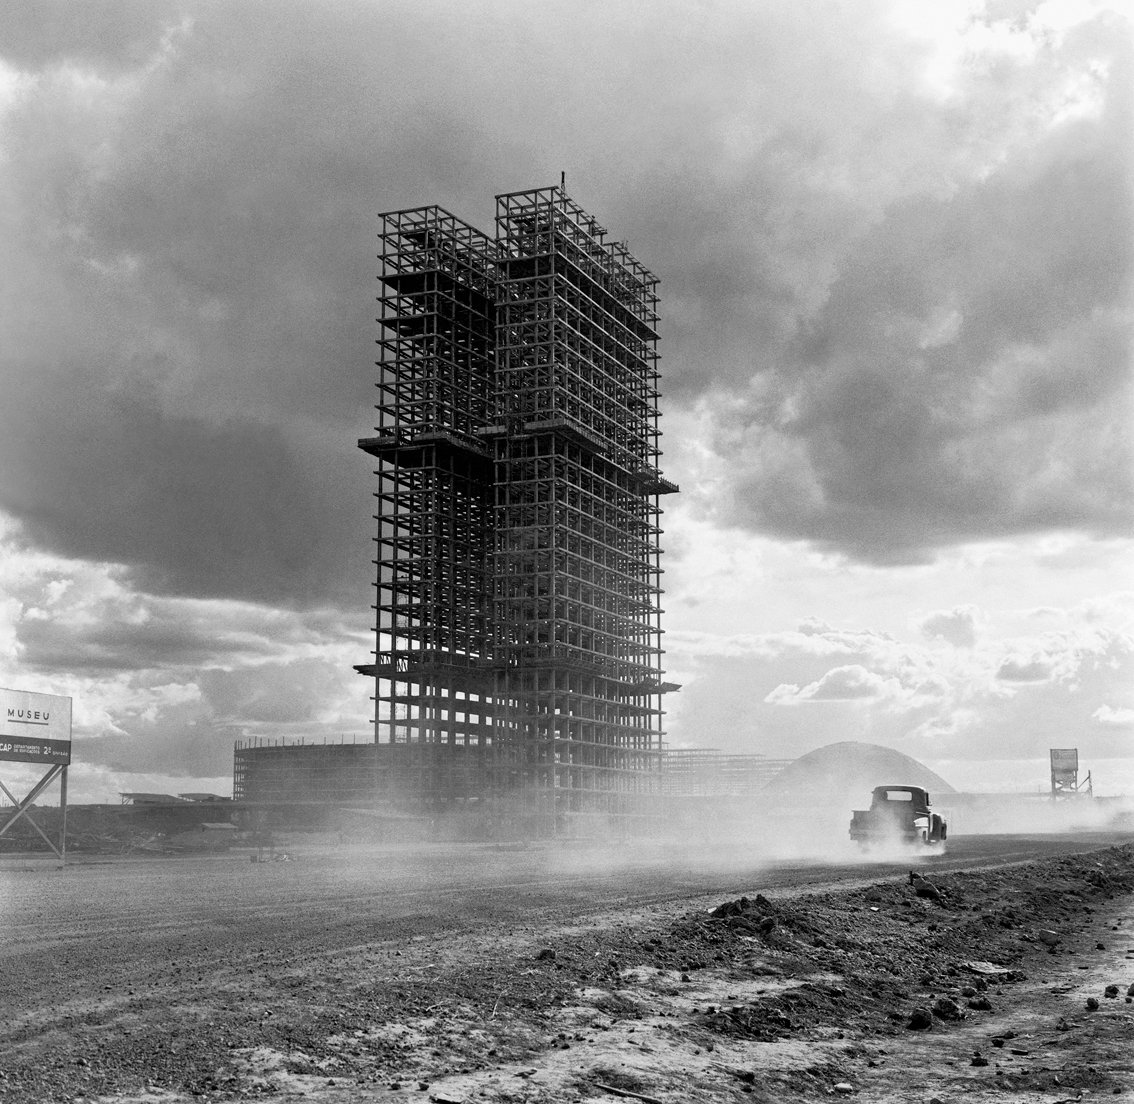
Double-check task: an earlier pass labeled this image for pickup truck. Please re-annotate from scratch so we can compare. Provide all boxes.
[849,785,947,847]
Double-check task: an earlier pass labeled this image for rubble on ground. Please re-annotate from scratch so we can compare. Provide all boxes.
[2,844,1133,1102]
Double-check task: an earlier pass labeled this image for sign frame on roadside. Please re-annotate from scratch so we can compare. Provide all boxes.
[0,688,73,863]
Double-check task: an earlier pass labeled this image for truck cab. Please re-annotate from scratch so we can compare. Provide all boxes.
[849,785,947,846]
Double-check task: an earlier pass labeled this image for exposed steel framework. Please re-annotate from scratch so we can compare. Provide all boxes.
[233,740,382,807]
[658,750,794,797]
[356,186,677,830]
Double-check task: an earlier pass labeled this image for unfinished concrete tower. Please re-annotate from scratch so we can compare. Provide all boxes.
[357,185,677,833]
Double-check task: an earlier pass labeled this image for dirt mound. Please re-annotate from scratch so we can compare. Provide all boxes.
[763,740,954,811]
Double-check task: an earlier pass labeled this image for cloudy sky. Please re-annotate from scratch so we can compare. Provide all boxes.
[1,0,1131,802]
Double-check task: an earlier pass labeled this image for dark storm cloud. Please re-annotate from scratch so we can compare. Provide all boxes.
[1,0,1130,614]
[17,611,255,673]
[0,3,407,606]
[712,128,1133,560]
[1,371,363,606]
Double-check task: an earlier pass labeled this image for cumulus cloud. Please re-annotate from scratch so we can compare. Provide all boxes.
[0,526,372,792]
[665,600,1133,766]
[1094,705,1134,727]
[668,623,893,661]
[4,534,366,674]
[765,664,906,704]
[996,654,1056,682]
[919,606,980,647]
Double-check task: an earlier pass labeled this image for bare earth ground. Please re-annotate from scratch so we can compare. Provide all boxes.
[2,837,1134,1103]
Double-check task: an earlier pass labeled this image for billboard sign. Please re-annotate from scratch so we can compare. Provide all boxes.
[1050,747,1078,774]
[0,688,72,766]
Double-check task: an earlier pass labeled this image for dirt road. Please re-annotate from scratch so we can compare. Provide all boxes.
[1,832,1132,1102]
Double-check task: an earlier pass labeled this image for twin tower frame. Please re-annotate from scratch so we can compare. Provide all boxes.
[356,185,678,831]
